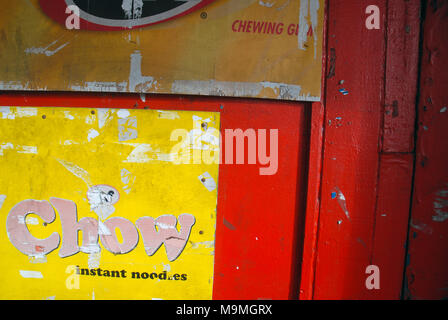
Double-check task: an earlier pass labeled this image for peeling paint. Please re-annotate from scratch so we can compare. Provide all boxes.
[56,159,93,187]
[0,195,6,209]
[332,187,350,220]
[433,187,448,222]
[198,172,217,192]
[25,39,70,56]
[157,110,180,120]
[87,129,100,142]
[71,81,128,93]
[19,270,43,279]
[171,79,318,101]
[129,51,159,92]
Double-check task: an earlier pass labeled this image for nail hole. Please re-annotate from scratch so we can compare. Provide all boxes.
[200,12,207,19]
[199,230,204,235]
[91,110,95,115]
[42,115,46,119]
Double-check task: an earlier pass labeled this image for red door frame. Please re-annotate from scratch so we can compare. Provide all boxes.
[299,0,420,299]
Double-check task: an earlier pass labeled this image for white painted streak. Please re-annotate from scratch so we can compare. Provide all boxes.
[0,195,6,210]
[19,270,43,279]
[56,159,93,187]
[25,39,69,56]
[171,79,318,101]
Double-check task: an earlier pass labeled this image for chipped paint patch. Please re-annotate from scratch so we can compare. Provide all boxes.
[433,187,448,222]
[198,172,217,192]
[16,107,38,117]
[157,110,180,120]
[0,195,6,209]
[0,143,37,155]
[332,187,350,220]
[87,129,100,142]
[259,0,275,7]
[171,79,318,101]
[129,51,159,92]
[19,270,43,279]
[121,168,136,194]
[191,240,215,249]
[97,108,114,129]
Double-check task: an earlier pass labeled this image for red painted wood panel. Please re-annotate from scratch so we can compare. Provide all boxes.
[371,154,414,299]
[0,92,310,300]
[313,0,387,299]
[382,0,420,153]
[405,0,448,300]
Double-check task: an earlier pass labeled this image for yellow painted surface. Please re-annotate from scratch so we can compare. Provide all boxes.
[0,0,324,101]
[0,106,220,300]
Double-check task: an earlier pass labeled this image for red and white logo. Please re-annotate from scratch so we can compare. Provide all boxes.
[39,0,216,31]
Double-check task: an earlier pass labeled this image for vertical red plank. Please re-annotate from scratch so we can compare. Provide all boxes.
[382,0,420,153]
[405,0,448,300]
[313,0,387,299]
[371,154,414,299]
[299,102,325,300]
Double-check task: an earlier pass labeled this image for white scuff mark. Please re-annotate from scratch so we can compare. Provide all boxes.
[98,220,112,235]
[61,140,79,146]
[140,93,146,102]
[29,255,47,264]
[26,216,40,225]
[123,143,153,163]
[410,220,433,235]
[191,240,215,249]
[88,251,101,269]
[25,39,70,57]
[277,0,291,10]
[433,188,448,222]
[0,107,14,119]
[121,168,136,194]
[171,79,318,101]
[87,129,100,142]
[0,195,6,210]
[198,172,217,192]
[162,263,171,272]
[71,81,128,93]
[0,81,30,91]
[17,146,38,154]
[157,110,180,120]
[0,143,37,155]
[152,298,163,300]
[19,270,43,279]
[63,111,75,120]
[16,107,38,117]
[298,0,320,58]
[45,296,56,300]
[122,143,176,163]
[97,108,114,129]
[56,159,93,187]
[0,142,14,155]
[129,51,159,92]
[440,107,447,113]
[259,0,275,7]
[92,289,95,300]
[117,109,131,119]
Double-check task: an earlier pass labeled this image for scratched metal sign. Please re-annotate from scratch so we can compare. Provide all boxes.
[0,0,324,101]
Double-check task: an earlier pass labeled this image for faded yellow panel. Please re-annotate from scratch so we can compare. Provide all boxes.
[0,106,219,300]
[0,0,324,101]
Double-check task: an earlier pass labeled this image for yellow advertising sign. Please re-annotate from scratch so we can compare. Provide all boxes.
[0,106,219,299]
[0,0,324,101]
